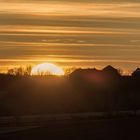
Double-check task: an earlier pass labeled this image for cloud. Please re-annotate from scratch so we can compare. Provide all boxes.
[0,0,140,72]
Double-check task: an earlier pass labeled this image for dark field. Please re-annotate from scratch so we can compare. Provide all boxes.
[0,117,140,140]
[1,68,140,140]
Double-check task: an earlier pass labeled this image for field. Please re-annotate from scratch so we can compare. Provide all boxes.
[0,112,140,140]
[0,74,140,139]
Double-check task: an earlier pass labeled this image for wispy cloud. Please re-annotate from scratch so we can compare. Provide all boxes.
[0,0,140,72]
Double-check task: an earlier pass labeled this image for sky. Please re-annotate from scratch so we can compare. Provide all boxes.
[0,0,140,73]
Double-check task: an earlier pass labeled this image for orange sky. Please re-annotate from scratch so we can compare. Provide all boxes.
[0,0,140,74]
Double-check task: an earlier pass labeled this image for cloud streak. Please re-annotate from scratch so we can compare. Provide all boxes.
[0,0,140,72]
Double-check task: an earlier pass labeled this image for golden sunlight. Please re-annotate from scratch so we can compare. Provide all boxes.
[31,63,65,76]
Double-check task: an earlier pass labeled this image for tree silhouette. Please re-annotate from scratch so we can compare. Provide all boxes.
[0,65,140,116]
[7,66,32,76]
[132,68,140,77]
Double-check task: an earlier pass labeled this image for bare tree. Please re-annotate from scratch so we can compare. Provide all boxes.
[7,65,32,76]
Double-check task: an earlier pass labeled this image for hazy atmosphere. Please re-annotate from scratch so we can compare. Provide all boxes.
[0,0,140,73]
[1,1,140,139]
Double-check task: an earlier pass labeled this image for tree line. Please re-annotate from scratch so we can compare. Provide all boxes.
[0,65,140,116]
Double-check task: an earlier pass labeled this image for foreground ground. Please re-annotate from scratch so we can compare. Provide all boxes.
[0,117,140,140]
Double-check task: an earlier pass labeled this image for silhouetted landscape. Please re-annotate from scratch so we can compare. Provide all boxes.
[1,65,140,116]
[1,65,140,139]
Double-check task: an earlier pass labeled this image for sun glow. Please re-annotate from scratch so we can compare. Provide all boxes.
[31,63,65,76]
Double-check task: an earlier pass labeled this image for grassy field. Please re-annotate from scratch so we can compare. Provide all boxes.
[0,116,140,140]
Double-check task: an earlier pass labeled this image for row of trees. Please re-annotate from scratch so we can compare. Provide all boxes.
[6,65,140,76]
[7,66,32,76]
[7,66,75,76]
[0,65,140,116]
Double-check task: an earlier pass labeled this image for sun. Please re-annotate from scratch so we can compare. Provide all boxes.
[31,63,65,76]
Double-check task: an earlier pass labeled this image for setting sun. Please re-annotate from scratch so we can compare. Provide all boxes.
[31,63,65,76]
